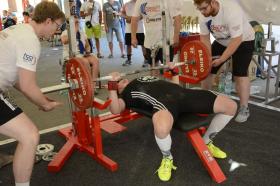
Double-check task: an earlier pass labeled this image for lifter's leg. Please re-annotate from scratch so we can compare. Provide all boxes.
[203,95,237,158]
[152,110,177,181]
[0,113,39,186]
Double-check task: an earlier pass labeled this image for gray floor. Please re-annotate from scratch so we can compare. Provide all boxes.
[1,36,280,141]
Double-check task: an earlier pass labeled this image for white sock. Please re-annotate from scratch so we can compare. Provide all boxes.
[15,182,30,186]
[155,134,173,159]
[203,114,234,144]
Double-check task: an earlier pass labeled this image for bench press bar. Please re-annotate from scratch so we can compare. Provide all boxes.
[40,54,221,94]
[40,61,191,94]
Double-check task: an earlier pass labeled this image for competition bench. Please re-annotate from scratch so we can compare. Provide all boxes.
[128,108,226,183]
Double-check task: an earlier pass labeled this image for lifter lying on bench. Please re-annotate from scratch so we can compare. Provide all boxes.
[107,72,237,182]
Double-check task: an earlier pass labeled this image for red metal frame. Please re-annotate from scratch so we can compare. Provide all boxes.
[0,15,2,31]
[48,110,118,172]
[48,98,225,183]
[47,99,142,173]
[48,99,119,172]
[186,129,226,183]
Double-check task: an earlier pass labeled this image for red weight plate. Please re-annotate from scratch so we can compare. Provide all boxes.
[65,58,93,110]
[180,40,211,84]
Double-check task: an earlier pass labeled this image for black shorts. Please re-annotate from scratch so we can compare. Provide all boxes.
[146,46,174,65]
[159,89,217,121]
[0,92,23,125]
[125,33,145,46]
[211,40,254,76]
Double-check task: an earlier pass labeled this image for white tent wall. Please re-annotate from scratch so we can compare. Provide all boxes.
[180,0,199,16]
[237,0,280,67]
[236,0,280,25]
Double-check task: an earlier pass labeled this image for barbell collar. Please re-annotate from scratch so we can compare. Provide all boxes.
[68,79,79,90]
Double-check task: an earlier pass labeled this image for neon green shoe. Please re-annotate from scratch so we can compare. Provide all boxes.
[207,142,227,159]
[156,157,177,181]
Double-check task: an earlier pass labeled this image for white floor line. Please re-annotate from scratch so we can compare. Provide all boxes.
[229,95,280,112]
[0,111,112,146]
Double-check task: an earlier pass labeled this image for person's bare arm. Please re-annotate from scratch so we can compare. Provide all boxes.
[15,68,61,111]
[120,5,132,23]
[85,39,91,54]
[212,35,242,67]
[103,10,108,32]
[200,34,212,56]
[220,36,242,62]
[99,10,102,24]
[131,16,140,47]
[173,15,181,47]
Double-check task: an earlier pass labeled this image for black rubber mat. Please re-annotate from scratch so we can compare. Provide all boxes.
[0,105,280,186]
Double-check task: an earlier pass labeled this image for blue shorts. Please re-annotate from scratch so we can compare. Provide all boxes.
[106,24,124,43]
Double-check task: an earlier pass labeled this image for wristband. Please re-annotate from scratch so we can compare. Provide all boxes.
[169,67,179,76]
[108,81,118,91]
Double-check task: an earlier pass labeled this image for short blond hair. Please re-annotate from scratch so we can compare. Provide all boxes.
[32,1,65,23]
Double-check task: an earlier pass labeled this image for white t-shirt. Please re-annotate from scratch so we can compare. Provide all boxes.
[123,0,144,33]
[80,1,101,26]
[133,0,181,49]
[199,0,255,46]
[0,24,40,91]
[61,29,87,59]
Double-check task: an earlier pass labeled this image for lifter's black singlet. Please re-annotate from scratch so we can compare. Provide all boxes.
[120,76,217,120]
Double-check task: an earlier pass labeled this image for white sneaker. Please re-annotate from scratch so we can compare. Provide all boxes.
[235,106,250,123]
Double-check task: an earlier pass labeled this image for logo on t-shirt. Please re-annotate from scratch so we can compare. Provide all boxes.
[140,3,148,15]
[137,76,159,82]
[140,3,160,16]
[23,53,37,65]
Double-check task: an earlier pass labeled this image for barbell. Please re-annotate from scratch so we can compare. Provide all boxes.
[41,40,213,110]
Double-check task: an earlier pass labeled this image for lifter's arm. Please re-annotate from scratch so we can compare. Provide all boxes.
[108,91,126,114]
[108,72,126,114]
[15,68,61,111]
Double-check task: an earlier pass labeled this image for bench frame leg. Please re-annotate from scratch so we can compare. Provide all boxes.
[186,129,226,183]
